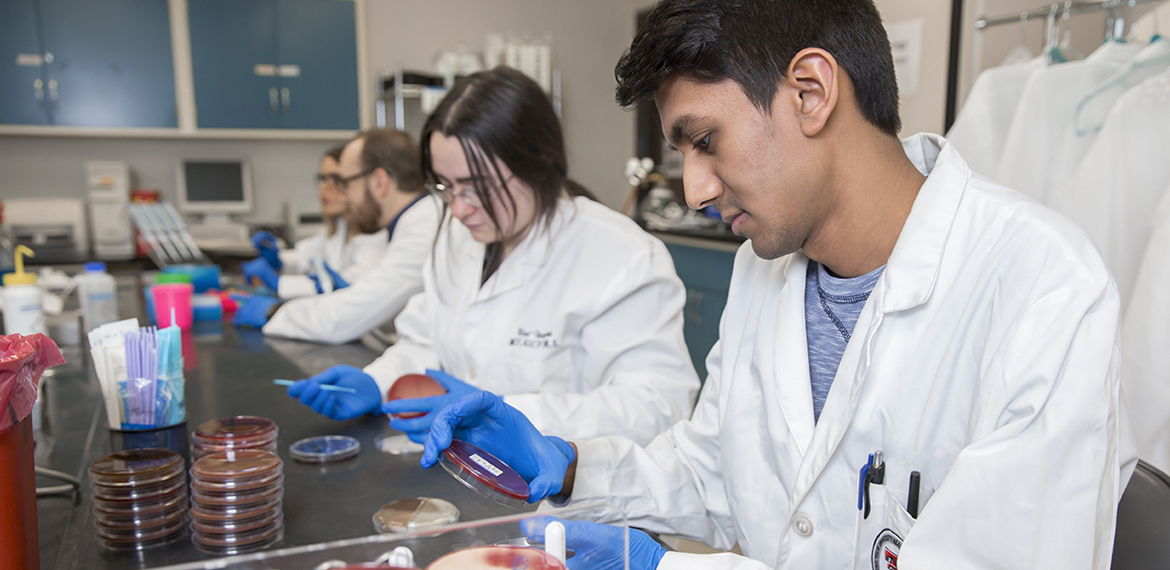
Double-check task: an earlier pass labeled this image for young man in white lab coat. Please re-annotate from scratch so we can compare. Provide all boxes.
[234,129,441,342]
[418,1,1136,569]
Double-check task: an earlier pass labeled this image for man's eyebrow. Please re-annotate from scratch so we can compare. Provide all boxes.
[667,114,700,147]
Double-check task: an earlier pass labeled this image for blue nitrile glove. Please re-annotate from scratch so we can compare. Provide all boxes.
[521,517,667,570]
[251,231,282,269]
[381,368,479,443]
[242,257,280,291]
[421,391,574,501]
[308,261,350,294]
[232,295,279,328]
[287,364,382,421]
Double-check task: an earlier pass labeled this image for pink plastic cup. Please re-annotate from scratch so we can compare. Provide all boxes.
[152,283,194,330]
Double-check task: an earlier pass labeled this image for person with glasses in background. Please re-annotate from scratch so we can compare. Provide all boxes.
[234,129,441,339]
[242,144,390,299]
[285,66,700,446]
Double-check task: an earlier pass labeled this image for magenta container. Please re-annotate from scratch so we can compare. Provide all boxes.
[152,283,195,330]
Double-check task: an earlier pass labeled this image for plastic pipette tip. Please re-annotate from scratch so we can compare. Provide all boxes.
[271,379,357,394]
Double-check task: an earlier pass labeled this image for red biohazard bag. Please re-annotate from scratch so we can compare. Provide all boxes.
[0,333,64,435]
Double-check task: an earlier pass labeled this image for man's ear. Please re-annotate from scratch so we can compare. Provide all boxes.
[369,168,395,199]
[784,48,839,137]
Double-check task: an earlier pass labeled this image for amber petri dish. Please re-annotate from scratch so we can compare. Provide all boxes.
[190,497,282,521]
[89,449,183,487]
[96,504,188,530]
[94,488,188,517]
[372,497,459,534]
[97,513,187,543]
[91,476,187,502]
[190,482,282,507]
[191,449,282,480]
[191,508,281,535]
[192,520,283,554]
[427,546,567,570]
[386,374,447,419]
[191,468,282,493]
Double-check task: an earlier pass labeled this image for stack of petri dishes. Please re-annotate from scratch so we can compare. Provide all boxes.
[90,449,188,550]
[191,416,278,460]
[189,449,284,554]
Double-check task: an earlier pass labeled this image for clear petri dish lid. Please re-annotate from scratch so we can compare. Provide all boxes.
[440,440,530,508]
[90,476,187,502]
[96,503,188,530]
[191,518,283,551]
[427,546,567,570]
[191,468,282,493]
[190,483,283,507]
[289,435,361,464]
[89,449,182,484]
[190,497,282,521]
[191,449,282,481]
[386,374,447,419]
[372,497,459,534]
[375,433,425,456]
[191,507,281,535]
[193,416,277,442]
[94,488,188,517]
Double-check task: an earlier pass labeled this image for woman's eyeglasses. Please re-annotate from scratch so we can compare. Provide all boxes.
[429,175,514,208]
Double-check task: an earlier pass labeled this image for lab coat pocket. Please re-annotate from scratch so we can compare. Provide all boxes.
[854,484,916,570]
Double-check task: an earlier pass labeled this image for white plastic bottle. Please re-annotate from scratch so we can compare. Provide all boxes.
[2,245,46,336]
[78,261,118,331]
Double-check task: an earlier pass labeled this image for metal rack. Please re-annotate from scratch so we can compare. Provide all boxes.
[976,0,1166,41]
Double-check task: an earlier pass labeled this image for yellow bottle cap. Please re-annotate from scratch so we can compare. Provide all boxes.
[3,245,37,286]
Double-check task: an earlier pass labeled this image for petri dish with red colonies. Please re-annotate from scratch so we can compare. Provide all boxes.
[440,440,530,508]
[386,374,447,419]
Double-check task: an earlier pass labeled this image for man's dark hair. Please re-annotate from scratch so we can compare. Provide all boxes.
[360,128,425,194]
[615,0,901,136]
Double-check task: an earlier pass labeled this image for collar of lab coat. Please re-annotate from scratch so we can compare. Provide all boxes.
[472,196,579,303]
[1088,40,1143,68]
[875,133,969,314]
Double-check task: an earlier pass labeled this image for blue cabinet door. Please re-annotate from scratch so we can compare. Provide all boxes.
[276,0,358,130]
[189,0,281,129]
[0,0,50,125]
[665,243,736,382]
[39,0,177,127]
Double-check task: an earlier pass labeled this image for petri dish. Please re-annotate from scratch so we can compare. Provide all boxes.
[192,440,278,460]
[440,440,530,508]
[90,477,187,502]
[94,488,188,517]
[89,449,183,487]
[193,416,277,442]
[386,374,446,419]
[191,469,282,493]
[190,497,282,521]
[191,449,282,481]
[98,529,184,552]
[190,483,283,507]
[96,504,188,530]
[372,497,459,534]
[191,508,282,535]
[375,434,425,456]
[493,538,574,560]
[97,514,187,543]
[192,519,283,554]
[289,435,361,464]
[427,546,566,570]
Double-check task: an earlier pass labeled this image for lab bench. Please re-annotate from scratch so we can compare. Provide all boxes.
[33,272,525,570]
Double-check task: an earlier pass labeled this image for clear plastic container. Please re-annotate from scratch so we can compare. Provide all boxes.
[78,261,119,331]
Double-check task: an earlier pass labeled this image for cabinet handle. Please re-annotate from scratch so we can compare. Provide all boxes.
[34,78,44,108]
[281,87,290,114]
[269,87,279,116]
[48,79,58,109]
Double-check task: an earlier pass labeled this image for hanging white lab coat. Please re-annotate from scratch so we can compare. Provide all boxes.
[364,196,699,444]
[262,195,442,344]
[1121,181,1170,475]
[944,56,1045,179]
[1047,69,1170,308]
[276,218,389,299]
[562,134,1133,569]
[997,41,1140,203]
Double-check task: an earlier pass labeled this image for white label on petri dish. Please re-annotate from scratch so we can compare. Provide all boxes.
[469,454,503,476]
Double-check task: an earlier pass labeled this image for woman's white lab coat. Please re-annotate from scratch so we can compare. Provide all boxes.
[363,196,700,444]
[262,196,442,344]
[565,135,1134,569]
[276,218,389,299]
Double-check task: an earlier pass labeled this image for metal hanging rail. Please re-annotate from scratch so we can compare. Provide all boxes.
[975,0,1163,30]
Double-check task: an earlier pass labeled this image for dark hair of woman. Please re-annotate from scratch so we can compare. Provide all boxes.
[420,66,595,282]
[323,142,347,237]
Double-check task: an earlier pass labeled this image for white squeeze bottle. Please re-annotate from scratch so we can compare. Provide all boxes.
[2,245,45,335]
[78,261,118,331]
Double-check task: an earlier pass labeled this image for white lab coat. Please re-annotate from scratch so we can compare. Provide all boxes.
[364,196,700,444]
[262,195,442,344]
[276,218,389,299]
[563,135,1133,569]
[1047,69,1170,308]
[1121,182,1170,474]
[944,55,1045,179]
[997,41,1140,203]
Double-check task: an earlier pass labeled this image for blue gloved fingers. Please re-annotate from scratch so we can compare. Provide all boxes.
[528,471,566,502]
[403,428,431,444]
[297,382,322,406]
[381,395,447,416]
[546,436,576,464]
[251,231,277,249]
[387,410,439,434]
[322,262,349,289]
[308,366,348,385]
[519,515,559,543]
[421,392,480,468]
[287,379,311,398]
[309,388,336,416]
[522,518,667,570]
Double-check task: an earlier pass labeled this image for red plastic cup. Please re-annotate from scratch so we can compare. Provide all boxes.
[152,283,194,330]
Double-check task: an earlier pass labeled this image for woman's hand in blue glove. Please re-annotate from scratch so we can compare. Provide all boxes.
[287,365,381,420]
[309,261,350,294]
[381,369,479,443]
[251,231,282,269]
[242,257,280,291]
[421,391,574,501]
[232,295,279,328]
[521,517,667,570]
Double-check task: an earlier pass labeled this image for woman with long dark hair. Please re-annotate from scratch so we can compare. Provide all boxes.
[289,67,699,445]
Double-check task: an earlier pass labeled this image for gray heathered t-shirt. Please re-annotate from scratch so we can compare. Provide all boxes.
[804,260,885,423]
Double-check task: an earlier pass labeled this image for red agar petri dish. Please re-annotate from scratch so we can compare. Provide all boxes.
[427,545,567,570]
[191,449,282,480]
[440,440,530,508]
[190,496,282,521]
[193,416,277,442]
[386,374,447,419]
[191,508,281,535]
[90,449,183,486]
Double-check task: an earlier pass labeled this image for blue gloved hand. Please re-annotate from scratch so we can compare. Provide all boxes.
[521,517,667,570]
[381,368,480,443]
[242,257,280,291]
[232,295,279,328]
[309,261,350,294]
[421,391,574,501]
[287,365,382,420]
[251,231,282,270]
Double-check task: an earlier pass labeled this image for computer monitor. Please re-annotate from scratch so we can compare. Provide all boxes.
[176,158,254,218]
